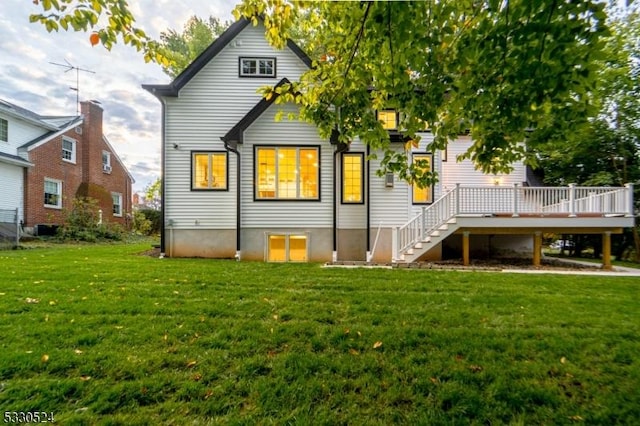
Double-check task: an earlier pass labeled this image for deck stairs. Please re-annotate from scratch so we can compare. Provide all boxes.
[392,184,635,263]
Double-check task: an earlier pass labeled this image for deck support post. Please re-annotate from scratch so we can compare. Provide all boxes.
[602,231,612,270]
[462,231,470,266]
[533,232,542,267]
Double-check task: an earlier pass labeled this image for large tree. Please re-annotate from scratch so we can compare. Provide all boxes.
[234,0,610,186]
[158,16,231,78]
[30,0,610,187]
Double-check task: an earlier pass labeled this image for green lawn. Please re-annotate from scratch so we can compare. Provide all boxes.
[0,243,638,425]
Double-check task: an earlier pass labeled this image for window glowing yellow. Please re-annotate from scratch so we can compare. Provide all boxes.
[256,147,319,199]
[412,154,433,204]
[193,153,227,189]
[378,110,397,130]
[268,234,307,262]
[342,153,363,203]
[268,235,287,262]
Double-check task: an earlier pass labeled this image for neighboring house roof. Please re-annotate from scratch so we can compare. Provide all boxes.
[142,18,312,97]
[18,116,84,151]
[0,151,33,168]
[0,98,74,131]
[221,78,291,149]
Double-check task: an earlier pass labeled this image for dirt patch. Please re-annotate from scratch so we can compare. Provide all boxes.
[139,247,161,257]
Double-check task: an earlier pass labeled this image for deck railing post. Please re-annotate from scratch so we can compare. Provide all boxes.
[512,183,520,217]
[392,227,399,263]
[421,206,426,240]
[625,183,634,217]
[568,183,577,217]
[455,183,461,215]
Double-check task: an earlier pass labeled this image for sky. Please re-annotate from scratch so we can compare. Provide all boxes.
[0,0,237,192]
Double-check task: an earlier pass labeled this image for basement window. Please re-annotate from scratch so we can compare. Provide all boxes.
[267,234,308,262]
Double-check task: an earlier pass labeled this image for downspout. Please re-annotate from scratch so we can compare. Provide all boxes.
[147,92,167,256]
[366,143,371,260]
[223,140,241,260]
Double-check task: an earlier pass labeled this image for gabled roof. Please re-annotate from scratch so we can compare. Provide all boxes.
[0,151,33,168]
[0,98,75,131]
[103,135,136,184]
[142,18,312,98]
[221,78,291,149]
[18,116,84,150]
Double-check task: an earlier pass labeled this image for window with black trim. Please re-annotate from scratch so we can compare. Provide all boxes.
[412,153,433,204]
[0,118,7,142]
[192,152,228,190]
[255,146,319,200]
[239,57,276,77]
[342,153,364,204]
[377,110,398,130]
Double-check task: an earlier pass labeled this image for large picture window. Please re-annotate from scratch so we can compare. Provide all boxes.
[192,152,228,190]
[255,146,319,200]
[342,153,364,204]
[412,153,433,204]
[239,57,276,77]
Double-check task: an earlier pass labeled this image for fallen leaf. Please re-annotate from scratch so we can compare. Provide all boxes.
[204,389,214,400]
[74,349,83,355]
[41,354,49,363]
[349,348,360,356]
[80,375,91,381]
[192,373,202,381]
[569,415,584,421]
[25,297,40,304]
[186,360,197,368]
[469,365,483,373]
[49,300,57,306]
[344,329,350,335]
[561,357,567,364]
[357,331,362,337]
[430,377,440,384]
[373,341,383,349]
[273,314,278,320]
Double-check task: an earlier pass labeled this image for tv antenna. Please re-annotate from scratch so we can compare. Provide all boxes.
[49,59,96,115]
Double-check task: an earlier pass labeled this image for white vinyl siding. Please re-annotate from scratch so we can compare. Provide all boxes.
[241,103,331,228]
[162,23,309,230]
[0,113,49,158]
[0,163,24,222]
[440,135,526,191]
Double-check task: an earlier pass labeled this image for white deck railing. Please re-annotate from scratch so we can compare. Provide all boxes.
[393,183,635,261]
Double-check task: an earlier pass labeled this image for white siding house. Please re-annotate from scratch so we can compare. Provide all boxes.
[144,18,634,265]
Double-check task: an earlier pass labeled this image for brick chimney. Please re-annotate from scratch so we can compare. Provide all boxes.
[80,100,103,182]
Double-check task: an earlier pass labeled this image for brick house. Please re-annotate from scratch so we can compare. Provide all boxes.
[0,99,133,233]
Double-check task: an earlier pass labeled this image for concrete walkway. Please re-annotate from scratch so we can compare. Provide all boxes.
[503,257,640,277]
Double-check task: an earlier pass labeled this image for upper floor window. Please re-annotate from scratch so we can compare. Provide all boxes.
[239,57,276,77]
[0,118,7,142]
[62,137,76,163]
[255,146,319,200]
[412,153,433,204]
[44,178,62,209]
[377,110,398,130]
[192,152,228,190]
[342,153,364,204]
[112,192,123,217]
[102,151,112,174]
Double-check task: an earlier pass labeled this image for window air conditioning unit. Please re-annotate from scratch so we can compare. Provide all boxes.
[103,164,112,173]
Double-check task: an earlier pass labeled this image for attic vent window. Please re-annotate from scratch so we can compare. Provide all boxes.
[0,118,7,142]
[239,57,276,78]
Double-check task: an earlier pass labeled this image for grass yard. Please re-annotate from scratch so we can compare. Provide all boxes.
[0,243,639,425]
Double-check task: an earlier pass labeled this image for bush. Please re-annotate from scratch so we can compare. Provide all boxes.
[134,209,161,236]
[57,197,125,242]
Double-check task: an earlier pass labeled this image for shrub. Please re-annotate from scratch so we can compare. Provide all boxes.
[57,197,125,242]
[135,209,161,235]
